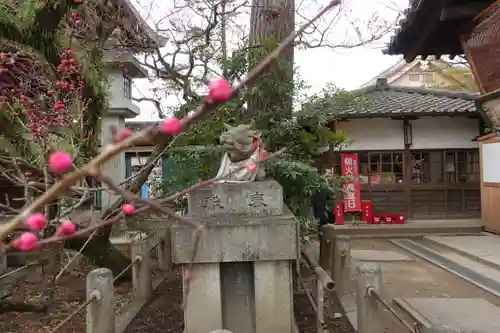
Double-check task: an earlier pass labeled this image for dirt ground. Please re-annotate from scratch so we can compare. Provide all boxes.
[125,266,355,333]
[294,279,355,333]
[2,239,499,333]
[0,260,168,333]
[124,270,183,333]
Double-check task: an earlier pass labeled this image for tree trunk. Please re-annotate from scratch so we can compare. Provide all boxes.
[247,0,295,145]
[64,235,132,281]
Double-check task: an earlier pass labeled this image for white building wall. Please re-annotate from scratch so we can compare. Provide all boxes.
[411,117,478,149]
[336,116,479,150]
[336,118,404,150]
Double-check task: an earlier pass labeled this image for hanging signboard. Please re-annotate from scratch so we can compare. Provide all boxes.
[340,153,361,212]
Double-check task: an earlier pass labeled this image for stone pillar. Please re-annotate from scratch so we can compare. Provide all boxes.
[184,264,222,333]
[100,115,126,210]
[172,180,298,333]
[356,263,383,333]
[333,236,351,296]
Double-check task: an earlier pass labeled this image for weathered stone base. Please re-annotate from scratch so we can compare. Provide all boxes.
[171,209,298,263]
[178,179,297,333]
[183,261,294,333]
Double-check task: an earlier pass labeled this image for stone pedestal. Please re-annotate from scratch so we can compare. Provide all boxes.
[171,180,298,333]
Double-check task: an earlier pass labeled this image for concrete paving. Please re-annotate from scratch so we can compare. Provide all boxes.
[425,235,500,269]
[395,298,500,332]
[351,249,413,262]
[393,239,500,299]
[334,239,500,333]
[324,219,483,238]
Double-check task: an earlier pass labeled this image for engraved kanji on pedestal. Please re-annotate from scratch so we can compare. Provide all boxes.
[247,191,268,208]
[202,195,225,215]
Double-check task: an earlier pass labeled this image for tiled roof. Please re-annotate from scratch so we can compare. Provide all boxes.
[338,79,479,118]
[123,81,479,124]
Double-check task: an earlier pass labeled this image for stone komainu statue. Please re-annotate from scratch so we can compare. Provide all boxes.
[216,122,267,182]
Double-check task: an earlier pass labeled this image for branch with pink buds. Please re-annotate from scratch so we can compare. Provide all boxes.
[0,0,341,262]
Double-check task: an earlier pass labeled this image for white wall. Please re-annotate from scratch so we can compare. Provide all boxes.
[337,118,404,150]
[336,116,479,150]
[411,117,478,149]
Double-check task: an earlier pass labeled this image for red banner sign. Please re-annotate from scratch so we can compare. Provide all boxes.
[340,153,361,212]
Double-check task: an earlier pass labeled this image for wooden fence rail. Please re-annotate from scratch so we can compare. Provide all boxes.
[50,227,172,333]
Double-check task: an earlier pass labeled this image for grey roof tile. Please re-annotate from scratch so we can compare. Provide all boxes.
[338,79,479,118]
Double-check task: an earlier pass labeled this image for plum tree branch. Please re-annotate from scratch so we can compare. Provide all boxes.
[0,0,341,250]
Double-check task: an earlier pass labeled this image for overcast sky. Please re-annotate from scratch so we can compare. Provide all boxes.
[129,0,410,121]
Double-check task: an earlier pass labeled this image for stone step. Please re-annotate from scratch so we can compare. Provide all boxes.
[391,239,500,298]
[424,235,500,271]
[325,221,483,238]
[394,297,500,332]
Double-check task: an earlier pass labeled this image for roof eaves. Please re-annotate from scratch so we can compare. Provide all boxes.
[338,110,476,119]
[382,0,437,56]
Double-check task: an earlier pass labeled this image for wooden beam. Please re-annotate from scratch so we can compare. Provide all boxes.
[405,0,450,63]
[440,2,491,21]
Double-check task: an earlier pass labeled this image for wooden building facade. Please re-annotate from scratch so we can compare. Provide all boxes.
[322,78,484,220]
[383,0,500,227]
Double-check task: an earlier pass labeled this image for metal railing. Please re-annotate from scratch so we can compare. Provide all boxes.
[366,286,417,333]
[297,248,335,333]
[317,234,422,333]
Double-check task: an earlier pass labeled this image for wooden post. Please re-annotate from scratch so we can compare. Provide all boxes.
[316,277,324,333]
[356,263,383,333]
[87,268,115,333]
[333,235,351,296]
[131,238,153,299]
[157,226,172,271]
[0,250,6,274]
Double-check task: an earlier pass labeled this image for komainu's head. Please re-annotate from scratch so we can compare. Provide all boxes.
[219,123,261,160]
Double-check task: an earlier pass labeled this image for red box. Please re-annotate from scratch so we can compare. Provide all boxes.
[372,215,382,224]
[383,214,393,224]
[392,213,405,224]
[361,200,373,224]
[334,202,344,225]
